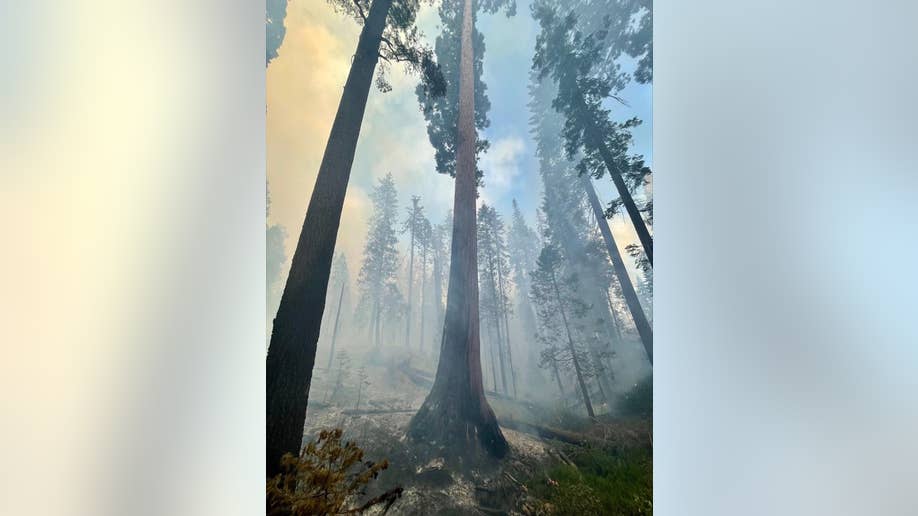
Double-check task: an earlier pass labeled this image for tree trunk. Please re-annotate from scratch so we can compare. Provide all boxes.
[518,286,540,384]
[485,248,509,395]
[419,243,428,350]
[581,174,653,364]
[488,326,499,392]
[407,0,507,459]
[432,245,444,353]
[495,253,517,398]
[605,287,624,343]
[265,0,393,479]
[549,270,595,419]
[405,229,415,348]
[552,357,565,397]
[587,123,653,266]
[326,281,346,370]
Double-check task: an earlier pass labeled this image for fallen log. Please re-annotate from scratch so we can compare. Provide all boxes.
[341,408,417,416]
[497,418,598,447]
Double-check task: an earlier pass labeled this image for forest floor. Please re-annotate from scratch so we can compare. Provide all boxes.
[304,349,652,515]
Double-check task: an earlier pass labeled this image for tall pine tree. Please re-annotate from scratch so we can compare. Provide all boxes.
[356,174,401,351]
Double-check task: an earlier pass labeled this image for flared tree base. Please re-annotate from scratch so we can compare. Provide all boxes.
[407,383,509,464]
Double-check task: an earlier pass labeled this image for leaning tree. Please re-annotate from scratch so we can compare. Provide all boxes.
[532,2,653,265]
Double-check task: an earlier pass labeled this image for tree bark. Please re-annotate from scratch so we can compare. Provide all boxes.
[581,174,653,364]
[587,124,653,266]
[326,281,346,370]
[549,270,595,419]
[407,0,507,459]
[265,0,392,479]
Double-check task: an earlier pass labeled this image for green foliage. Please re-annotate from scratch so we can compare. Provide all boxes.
[416,0,491,180]
[267,428,402,515]
[327,0,446,97]
[528,447,652,515]
[531,3,649,196]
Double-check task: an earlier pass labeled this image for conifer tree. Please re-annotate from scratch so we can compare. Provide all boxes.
[416,217,432,351]
[409,0,516,458]
[529,61,651,367]
[402,196,427,349]
[478,204,510,395]
[356,174,401,350]
[530,245,595,418]
[507,200,542,385]
[533,3,653,264]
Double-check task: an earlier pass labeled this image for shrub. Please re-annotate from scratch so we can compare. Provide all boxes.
[266,428,402,515]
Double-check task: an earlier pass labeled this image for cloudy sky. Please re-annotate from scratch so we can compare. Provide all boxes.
[267,0,651,284]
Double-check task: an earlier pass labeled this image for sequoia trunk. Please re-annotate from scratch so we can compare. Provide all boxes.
[407,0,508,458]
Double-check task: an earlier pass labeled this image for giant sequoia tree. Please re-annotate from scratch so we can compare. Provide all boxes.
[408,0,516,459]
[266,0,446,477]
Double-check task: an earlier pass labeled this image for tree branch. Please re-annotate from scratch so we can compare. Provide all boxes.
[351,0,367,22]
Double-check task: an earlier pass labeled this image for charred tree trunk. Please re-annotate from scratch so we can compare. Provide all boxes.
[265,0,393,479]
[405,228,415,348]
[407,0,508,458]
[586,123,653,266]
[549,269,595,419]
[581,174,653,364]
[326,281,346,370]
